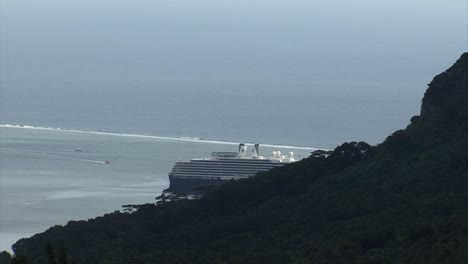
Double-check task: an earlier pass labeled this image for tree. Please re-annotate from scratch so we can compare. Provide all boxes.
[46,241,57,264]
[0,251,11,264]
[58,243,68,264]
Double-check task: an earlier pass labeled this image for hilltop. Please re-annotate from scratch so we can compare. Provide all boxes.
[9,53,468,264]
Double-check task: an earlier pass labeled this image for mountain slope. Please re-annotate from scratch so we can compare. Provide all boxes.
[13,53,468,264]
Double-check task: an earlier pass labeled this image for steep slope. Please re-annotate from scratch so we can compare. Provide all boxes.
[421,53,468,122]
[13,53,468,264]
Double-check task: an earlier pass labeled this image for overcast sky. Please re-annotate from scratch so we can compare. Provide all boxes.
[1,0,467,83]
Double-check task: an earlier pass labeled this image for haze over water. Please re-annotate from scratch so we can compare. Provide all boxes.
[2,0,466,147]
[0,0,467,252]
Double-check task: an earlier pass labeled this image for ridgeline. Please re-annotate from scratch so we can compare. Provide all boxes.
[9,53,468,264]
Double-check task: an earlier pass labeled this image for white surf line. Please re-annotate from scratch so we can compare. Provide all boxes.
[0,124,320,150]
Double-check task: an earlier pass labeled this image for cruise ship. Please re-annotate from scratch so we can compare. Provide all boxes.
[168,143,298,193]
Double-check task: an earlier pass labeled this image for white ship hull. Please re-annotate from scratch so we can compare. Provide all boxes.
[168,144,296,193]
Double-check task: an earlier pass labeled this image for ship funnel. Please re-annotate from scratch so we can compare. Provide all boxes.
[251,144,260,157]
[251,148,257,157]
[254,144,260,156]
[238,143,247,157]
[238,143,244,153]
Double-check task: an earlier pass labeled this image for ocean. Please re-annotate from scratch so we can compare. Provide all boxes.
[2,0,465,252]
[0,55,460,251]
[0,125,315,251]
[0,55,457,252]
[0,56,452,252]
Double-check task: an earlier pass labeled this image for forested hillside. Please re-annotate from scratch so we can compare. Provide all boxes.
[11,53,468,264]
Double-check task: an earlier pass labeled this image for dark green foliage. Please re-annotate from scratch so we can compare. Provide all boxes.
[57,243,67,264]
[42,242,72,264]
[1,251,28,264]
[45,242,56,264]
[421,53,468,123]
[12,54,468,263]
[10,255,27,264]
[0,251,11,264]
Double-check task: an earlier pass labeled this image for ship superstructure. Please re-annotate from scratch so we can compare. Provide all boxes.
[168,144,297,193]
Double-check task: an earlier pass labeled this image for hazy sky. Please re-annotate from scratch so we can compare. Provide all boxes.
[1,0,467,146]
[1,0,466,83]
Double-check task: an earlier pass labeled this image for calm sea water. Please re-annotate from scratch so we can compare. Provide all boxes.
[1,54,460,252]
[0,126,314,251]
[1,73,427,148]
[0,56,453,252]
[2,0,466,253]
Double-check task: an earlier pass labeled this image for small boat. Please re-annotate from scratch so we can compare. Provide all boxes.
[104,160,111,164]
[75,148,83,152]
